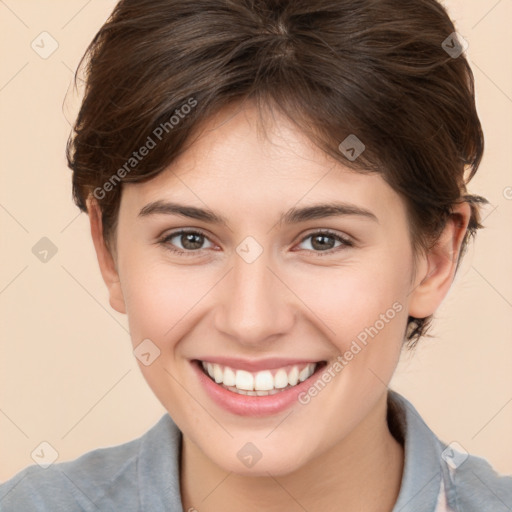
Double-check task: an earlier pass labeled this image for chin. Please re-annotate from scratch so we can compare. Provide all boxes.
[208,438,314,477]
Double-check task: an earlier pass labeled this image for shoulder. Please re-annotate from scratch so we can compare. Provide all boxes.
[440,444,512,511]
[388,390,512,512]
[0,414,177,512]
[0,437,141,512]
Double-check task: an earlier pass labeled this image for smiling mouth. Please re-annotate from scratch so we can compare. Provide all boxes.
[197,360,327,396]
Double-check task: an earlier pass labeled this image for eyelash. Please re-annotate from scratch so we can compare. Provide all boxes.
[157,228,354,257]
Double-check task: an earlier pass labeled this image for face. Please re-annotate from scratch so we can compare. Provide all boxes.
[92,101,447,476]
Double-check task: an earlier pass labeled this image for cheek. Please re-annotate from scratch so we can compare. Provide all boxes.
[119,256,216,347]
[290,255,409,350]
[290,263,409,424]
[118,258,215,418]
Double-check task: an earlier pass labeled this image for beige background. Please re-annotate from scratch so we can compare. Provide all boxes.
[0,0,511,482]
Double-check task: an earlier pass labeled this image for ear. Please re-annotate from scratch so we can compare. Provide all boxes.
[408,202,471,318]
[86,197,126,314]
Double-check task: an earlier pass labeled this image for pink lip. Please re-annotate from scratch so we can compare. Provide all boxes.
[195,356,321,372]
[191,360,326,417]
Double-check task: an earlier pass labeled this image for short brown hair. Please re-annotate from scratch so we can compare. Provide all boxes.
[67,0,488,347]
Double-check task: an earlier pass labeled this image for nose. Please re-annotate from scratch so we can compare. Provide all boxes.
[213,248,295,348]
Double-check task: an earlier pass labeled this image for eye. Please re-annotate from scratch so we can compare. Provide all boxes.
[158,228,354,257]
[158,229,215,255]
[296,230,353,256]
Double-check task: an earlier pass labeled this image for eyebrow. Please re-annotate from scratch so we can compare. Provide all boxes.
[137,200,378,225]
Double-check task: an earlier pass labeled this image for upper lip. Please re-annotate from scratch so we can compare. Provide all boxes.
[194,357,324,372]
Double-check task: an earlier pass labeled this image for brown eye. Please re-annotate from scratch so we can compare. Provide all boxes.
[160,229,214,254]
[297,231,353,255]
[178,232,205,250]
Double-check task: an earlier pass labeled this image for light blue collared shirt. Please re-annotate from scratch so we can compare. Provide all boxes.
[1,390,511,511]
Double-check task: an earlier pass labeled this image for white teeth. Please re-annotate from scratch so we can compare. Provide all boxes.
[299,366,310,382]
[274,369,289,388]
[201,361,318,393]
[288,366,299,386]
[254,370,274,391]
[235,370,254,391]
[223,366,236,386]
[213,364,223,383]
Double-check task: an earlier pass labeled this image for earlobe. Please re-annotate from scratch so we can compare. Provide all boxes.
[408,202,471,319]
[86,197,126,315]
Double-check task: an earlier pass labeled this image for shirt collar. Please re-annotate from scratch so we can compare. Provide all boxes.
[389,389,444,512]
[138,412,184,510]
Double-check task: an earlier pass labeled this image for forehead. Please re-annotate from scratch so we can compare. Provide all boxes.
[120,101,405,224]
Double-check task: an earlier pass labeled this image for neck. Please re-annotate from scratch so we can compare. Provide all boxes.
[180,391,404,512]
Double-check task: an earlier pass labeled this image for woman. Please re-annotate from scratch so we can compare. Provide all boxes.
[1,0,510,510]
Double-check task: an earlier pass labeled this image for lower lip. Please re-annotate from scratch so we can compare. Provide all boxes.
[191,360,325,417]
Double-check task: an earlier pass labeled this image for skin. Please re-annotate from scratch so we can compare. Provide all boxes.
[88,100,470,512]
